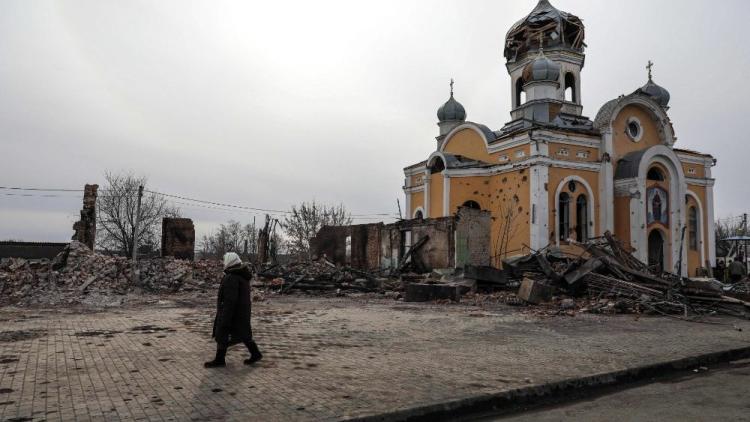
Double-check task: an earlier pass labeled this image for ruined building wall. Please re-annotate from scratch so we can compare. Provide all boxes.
[72,184,98,250]
[314,210,491,272]
[454,207,492,267]
[161,218,195,261]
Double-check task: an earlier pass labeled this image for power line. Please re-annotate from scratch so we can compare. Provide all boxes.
[1,192,82,198]
[0,186,84,192]
[145,189,292,215]
[0,185,398,219]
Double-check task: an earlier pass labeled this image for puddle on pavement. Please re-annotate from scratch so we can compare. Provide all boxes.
[0,329,47,343]
[0,356,18,364]
[130,325,177,334]
[75,330,121,338]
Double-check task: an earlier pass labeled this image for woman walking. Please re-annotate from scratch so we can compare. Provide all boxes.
[204,252,263,368]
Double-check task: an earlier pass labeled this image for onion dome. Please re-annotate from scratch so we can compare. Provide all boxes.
[522,49,561,82]
[634,61,670,108]
[505,0,586,61]
[437,80,467,122]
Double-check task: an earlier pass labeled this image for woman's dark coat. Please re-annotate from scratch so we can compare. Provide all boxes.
[212,264,253,346]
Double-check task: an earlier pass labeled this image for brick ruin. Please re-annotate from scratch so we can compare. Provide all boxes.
[71,184,98,250]
[312,207,491,272]
[161,218,195,260]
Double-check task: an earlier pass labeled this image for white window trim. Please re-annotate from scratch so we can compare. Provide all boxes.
[626,116,643,142]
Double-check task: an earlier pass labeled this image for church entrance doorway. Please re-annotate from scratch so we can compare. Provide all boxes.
[648,230,666,273]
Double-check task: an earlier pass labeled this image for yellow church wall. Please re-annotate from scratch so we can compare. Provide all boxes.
[448,176,492,214]
[448,170,531,266]
[410,173,426,188]
[613,196,631,246]
[681,163,704,179]
[429,172,444,218]
[549,143,599,163]
[442,129,493,163]
[410,191,424,217]
[547,167,600,239]
[488,170,531,265]
[612,105,663,160]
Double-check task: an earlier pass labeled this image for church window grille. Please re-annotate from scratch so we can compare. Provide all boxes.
[515,150,526,158]
[576,151,589,159]
[688,206,698,251]
[559,192,571,241]
[557,148,569,156]
[576,195,588,242]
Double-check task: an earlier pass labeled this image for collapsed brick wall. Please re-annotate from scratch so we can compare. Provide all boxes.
[71,184,98,249]
[313,208,491,272]
[312,223,384,270]
[385,217,456,271]
[161,218,195,261]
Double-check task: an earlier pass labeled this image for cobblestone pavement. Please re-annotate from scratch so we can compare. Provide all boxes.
[0,296,748,421]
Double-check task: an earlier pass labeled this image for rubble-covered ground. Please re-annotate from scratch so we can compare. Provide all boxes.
[0,242,225,307]
[2,236,750,324]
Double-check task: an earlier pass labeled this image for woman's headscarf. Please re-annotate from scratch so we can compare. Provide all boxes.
[223,252,242,270]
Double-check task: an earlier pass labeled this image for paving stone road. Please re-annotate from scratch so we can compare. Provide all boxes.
[0,296,748,421]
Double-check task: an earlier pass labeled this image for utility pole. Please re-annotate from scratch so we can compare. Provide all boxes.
[396,198,403,220]
[744,213,748,273]
[132,185,144,285]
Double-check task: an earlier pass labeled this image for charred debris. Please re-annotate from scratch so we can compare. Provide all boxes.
[256,231,750,320]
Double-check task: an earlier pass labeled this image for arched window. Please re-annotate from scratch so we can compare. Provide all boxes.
[564,72,576,103]
[688,206,698,250]
[462,200,481,210]
[430,157,445,174]
[647,167,665,181]
[515,77,526,107]
[414,210,424,220]
[559,192,570,241]
[576,195,588,242]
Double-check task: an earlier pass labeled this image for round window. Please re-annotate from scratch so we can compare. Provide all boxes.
[626,117,643,142]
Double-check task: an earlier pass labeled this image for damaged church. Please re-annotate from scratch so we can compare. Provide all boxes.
[402,0,717,276]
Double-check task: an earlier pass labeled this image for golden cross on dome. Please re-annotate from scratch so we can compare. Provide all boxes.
[647,60,654,80]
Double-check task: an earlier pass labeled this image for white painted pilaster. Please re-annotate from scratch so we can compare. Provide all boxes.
[600,131,615,234]
[443,174,450,217]
[530,164,550,250]
[706,182,716,267]
[423,170,430,218]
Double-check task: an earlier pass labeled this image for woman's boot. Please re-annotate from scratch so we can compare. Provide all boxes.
[243,340,263,365]
[204,347,227,368]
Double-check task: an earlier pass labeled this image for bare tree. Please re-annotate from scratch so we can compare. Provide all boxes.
[199,220,258,259]
[96,171,179,255]
[282,202,352,260]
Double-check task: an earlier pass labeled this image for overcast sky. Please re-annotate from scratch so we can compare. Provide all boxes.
[1,0,749,242]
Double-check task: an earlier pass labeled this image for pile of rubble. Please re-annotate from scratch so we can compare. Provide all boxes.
[255,260,399,294]
[502,232,750,319]
[0,241,223,306]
